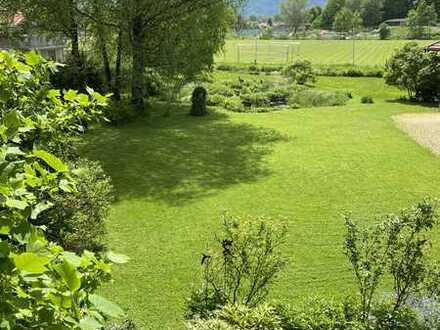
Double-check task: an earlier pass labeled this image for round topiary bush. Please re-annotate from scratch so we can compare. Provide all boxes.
[190,86,208,116]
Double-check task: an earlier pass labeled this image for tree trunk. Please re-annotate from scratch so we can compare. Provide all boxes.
[131,16,146,113]
[97,27,112,92]
[113,29,123,101]
[68,0,81,63]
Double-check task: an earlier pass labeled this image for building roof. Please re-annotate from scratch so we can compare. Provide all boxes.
[11,13,25,26]
[427,41,440,51]
[384,18,407,22]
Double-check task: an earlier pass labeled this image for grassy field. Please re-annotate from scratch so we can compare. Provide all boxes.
[216,39,435,65]
[82,75,440,329]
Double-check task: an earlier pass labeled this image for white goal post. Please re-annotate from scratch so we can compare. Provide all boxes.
[236,42,301,65]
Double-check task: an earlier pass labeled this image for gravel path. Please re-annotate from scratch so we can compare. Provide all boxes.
[394,113,440,155]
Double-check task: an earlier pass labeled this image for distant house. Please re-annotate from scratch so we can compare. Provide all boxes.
[383,18,408,27]
[0,13,65,62]
[427,41,440,52]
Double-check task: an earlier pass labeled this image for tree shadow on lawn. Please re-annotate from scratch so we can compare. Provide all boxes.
[386,98,439,109]
[82,107,288,206]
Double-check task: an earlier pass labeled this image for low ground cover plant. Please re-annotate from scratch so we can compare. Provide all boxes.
[206,76,349,113]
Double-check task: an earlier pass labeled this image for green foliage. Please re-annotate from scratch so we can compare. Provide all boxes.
[36,159,114,253]
[279,297,365,329]
[191,86,208,117]
[383,200,438,310]
[51,56,105,94]
[280,0,309,35]
[407,0,437,39]
[385,43,440,102]
[344,199,439,327]
[333,8,363,33]
[379,23,391,40]
[361,96,374,103]
[289,89,350,107]
[282,60,316,85]
[187,304,286,329]
[314,65,384,78]
[0,50,109,159]
[372,303,421,330]
[344,217,387,324]
[0,50,123,328]
[186,215,287,319]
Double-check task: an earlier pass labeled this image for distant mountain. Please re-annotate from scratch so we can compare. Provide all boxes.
[244,0,326,17]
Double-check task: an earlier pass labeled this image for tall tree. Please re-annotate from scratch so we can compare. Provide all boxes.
[321,0,346,28]
[407,0,437,38]
[280,0,309,36]
[122,0,242,112]
[382,0,413,20]
[333,8,362,33]
[361,0,383,27]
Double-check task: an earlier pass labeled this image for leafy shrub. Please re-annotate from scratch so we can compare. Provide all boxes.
[344,199,439,327]
[104,100,139,125]
[279,297,364,330]
[283,60,316,85]
[216,304,283,329]
[0,50,124,328]
[191,86,208,116]
[372,303,421,330]
[208,82,235,97]
[216,64,235,71]
[36,159,114,253]
[361,96,374,104]
[186,214,287,319]
[385,43,440,102]
[208,94,227,107]
[379,23,392,40]
[51,55,104,93]
[289,90,349,107]
[315,65,383,78]
[223,96,244,112]
[144,67,165,98]
[187,318,234,330]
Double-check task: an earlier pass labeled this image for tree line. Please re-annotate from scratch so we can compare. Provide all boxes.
[240,0,439,38]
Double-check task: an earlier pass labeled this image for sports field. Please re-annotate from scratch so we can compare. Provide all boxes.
[216,39,435,66]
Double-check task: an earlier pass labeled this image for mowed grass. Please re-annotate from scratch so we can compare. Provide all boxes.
[216,39,434,65]
[82,77,440,329]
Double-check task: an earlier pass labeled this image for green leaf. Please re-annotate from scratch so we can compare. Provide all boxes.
[31,201,54,219]
[13,252,50,273]
[5,198,28,210]
[62,251,82,268]
[6,147,24,156]
[106,251,130,264]
[3,111,20,132]
[33,150,68,172]
[25,51,42,66]
[64,90,78,102]
[54,260,81,292]
[79,317,102,330]
[90,294,124,318]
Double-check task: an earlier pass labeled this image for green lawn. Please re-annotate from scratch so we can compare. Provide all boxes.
[216,39,434,65]
[82,77,440,329]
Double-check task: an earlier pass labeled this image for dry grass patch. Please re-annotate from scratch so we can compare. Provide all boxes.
[394,113,440,155]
